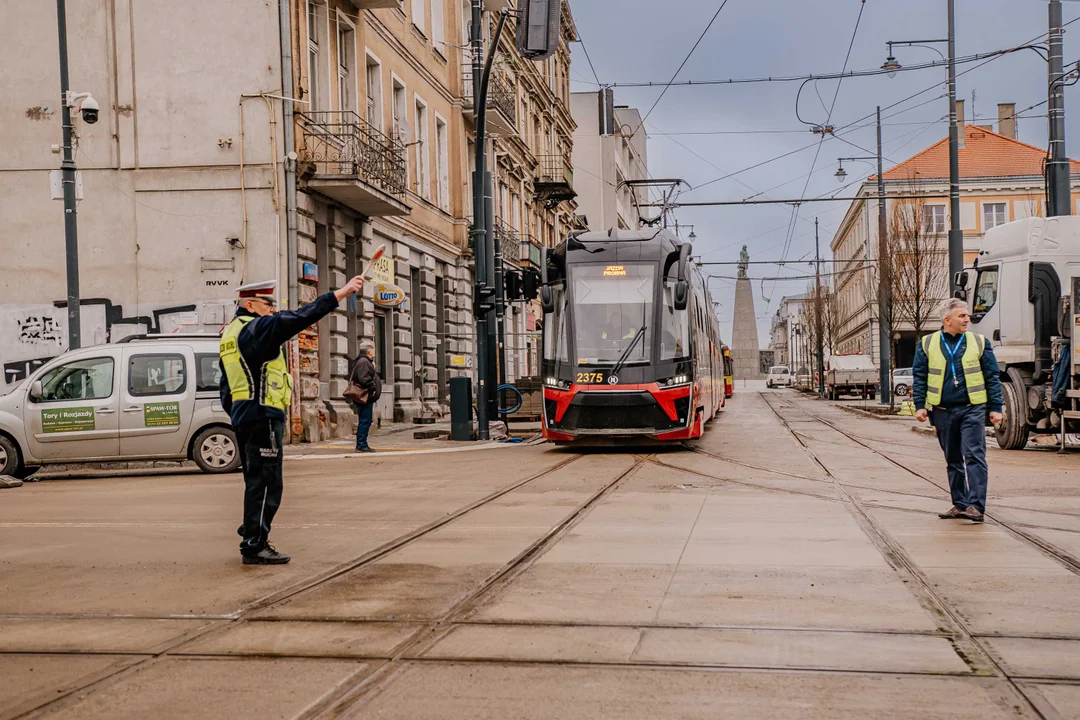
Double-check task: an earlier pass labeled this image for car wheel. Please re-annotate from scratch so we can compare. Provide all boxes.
[0,435,20,477]
[895,383,909,397]
[192,427,241,473]
[995,379,1030,450]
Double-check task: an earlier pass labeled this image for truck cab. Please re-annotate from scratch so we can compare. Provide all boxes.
[963,216,1080,448]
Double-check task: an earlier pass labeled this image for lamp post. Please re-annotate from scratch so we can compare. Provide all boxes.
[883,8,961,295]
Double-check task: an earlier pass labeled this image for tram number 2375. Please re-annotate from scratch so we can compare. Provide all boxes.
[575,371,607,384]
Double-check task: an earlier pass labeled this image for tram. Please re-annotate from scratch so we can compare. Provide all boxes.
[722,345,735,399]
[539,228,726,443]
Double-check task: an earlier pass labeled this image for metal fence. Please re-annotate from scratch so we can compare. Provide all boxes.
[462,64,517,126]
[496,219,522,262]
[298,110,407,199]
[535,154,573,186]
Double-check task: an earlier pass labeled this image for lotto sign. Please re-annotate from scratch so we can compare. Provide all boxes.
[41,407,95,433]
[144,402,181,427]
[373,283,407,307]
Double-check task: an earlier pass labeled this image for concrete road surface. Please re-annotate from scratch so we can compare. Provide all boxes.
[2,388,1079,719]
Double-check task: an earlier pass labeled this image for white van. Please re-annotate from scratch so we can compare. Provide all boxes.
[0,335,239,478]
[766,365,792,388]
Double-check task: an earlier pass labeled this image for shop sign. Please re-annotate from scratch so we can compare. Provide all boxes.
[373,283,406,307]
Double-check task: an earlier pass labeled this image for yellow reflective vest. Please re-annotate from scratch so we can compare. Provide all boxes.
[220,316,293,412]
[921,331,988,409]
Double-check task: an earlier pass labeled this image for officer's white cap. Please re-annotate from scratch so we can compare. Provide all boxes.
[237,280,277,299]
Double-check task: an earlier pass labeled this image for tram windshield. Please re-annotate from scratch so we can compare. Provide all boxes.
[571,264,655,365]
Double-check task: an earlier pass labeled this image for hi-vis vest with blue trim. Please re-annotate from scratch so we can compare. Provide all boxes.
[921,331,988,409]
[220,316,293,412]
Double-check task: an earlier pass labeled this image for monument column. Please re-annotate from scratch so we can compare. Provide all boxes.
[731,245,763,379]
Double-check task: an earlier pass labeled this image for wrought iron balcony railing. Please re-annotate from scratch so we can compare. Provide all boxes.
[462,62,517,128]
[495,219,522,262]
[298,110,407,200]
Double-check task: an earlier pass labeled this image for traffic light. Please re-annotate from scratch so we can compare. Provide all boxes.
[516,0,561,62]
[504,270,523,301]
[522,268,541,301]
[473,283,496,315]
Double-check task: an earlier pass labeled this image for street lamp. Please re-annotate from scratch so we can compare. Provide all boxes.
[834,156,875,184]
[881,55,902,77]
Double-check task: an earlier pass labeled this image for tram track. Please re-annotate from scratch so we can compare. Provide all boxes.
[759,391,1053,718]
[766,393,1080,578]
[13,451,599,720]
[305,454,652,719]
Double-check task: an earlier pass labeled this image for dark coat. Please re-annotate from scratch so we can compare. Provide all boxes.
[350,354,382,403]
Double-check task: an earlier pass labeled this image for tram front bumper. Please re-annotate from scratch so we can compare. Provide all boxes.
[542,383,697,440]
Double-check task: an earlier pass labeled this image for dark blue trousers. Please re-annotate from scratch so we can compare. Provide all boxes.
[355,401,373,450]
[236,418,284,556]
[931,405,989,512]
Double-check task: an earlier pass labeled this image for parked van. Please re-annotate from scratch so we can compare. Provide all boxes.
[0,335,239,478]
[765,365,792,388]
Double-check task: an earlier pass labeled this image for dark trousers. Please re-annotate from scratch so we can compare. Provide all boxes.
[355,401,373,450]
[932,405,989,512]
[235,418,284,555]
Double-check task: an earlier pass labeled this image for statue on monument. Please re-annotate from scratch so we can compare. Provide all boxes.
[738,245,749,279]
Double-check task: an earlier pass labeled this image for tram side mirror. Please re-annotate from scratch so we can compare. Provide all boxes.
[674,281,689,311]
[540,285,554,314]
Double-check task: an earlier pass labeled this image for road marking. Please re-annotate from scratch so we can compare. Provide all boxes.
[286,442,510,461]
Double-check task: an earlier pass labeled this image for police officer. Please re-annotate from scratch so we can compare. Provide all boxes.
[220,276,365,564]
[913,298,1004,523]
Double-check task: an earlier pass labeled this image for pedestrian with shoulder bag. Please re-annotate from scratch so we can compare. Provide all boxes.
[347,341,381,453]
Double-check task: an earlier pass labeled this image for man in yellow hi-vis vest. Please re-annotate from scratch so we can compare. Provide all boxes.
[912,298,1003,523]
[221,276,364,565]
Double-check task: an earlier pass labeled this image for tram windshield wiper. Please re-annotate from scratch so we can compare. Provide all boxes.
[610,325,647,378]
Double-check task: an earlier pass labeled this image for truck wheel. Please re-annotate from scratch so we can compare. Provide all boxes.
[192,427,241,474]
[995,380,1030,450]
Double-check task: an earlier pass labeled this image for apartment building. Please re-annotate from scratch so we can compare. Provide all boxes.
[570,93,649,231]
[829,102,1080,368]
[0,0,578,440]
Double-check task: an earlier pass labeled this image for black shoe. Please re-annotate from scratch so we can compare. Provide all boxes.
[938,506,966,519]
[242,544,291,565]
[961,506,985,523]
[356,447,376,453]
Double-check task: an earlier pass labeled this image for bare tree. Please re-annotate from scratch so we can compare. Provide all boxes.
[890,183,949,341]
[871,223,900,408]
[804,281,830,394]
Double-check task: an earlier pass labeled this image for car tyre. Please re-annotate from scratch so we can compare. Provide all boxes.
[895,383,909,397]
[192,427,241,474]
[995,379,1030,450]
[0,435,21,477]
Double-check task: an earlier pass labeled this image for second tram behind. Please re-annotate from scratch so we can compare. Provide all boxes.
[539,228,726,442]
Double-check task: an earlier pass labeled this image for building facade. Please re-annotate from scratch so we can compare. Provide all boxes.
[570,93,649,231]
[0,0,577,440]
[829,104,1080,369]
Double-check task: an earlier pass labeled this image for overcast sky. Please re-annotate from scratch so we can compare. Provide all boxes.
[568,0,1078,346]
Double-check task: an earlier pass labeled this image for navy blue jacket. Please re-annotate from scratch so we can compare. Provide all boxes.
[912,331,1003,413]
[220,292,339,427]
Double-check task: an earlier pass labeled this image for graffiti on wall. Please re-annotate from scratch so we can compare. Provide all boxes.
[1,297,231,391]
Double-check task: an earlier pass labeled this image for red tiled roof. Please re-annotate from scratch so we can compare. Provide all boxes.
[870,125,1080,181]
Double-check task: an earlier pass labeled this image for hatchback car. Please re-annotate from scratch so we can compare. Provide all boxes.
[892,367,914,397]
[0,335,239,478]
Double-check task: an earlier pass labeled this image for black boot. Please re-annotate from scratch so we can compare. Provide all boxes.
[242,544,291,565]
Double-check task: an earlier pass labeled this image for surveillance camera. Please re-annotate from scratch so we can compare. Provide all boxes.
[80,95,100,124]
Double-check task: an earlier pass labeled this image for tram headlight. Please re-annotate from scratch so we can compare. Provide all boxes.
[665,375,689,387]
[545,377,570,390]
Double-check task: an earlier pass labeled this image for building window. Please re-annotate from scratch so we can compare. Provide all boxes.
[431,0,445,52]
[365,55,382,130]
[435,115,449,210]
[306,1,324,111]
[337,15,356,113]
[921,204,946,234]
[128,355,187,396]
[415,98,429,199]
[412,0,426,35]
[983,202,1007,231]
[392,78,407,141]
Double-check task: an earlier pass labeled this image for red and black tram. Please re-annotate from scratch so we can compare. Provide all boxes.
[539,228,726,443]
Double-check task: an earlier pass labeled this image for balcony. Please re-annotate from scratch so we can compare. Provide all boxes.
[520,234,543,268]
[298,111,409,217]
[342,0,399,7]
[534,154,577,208]
[495,219,522,265]
[462,62,517,136]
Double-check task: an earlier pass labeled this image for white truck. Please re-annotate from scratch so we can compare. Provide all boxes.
[824,355,878,400]
[960,216,1080,449]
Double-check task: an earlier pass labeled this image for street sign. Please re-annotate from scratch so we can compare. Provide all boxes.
[373,283,406,307]
[450,355,472,368]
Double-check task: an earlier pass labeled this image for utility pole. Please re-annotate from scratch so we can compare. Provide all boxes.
[56,0,81,350]
[876,106,891,405]
[815,218,825,398]
[1048,0,1072,217]
[947,0,963,295]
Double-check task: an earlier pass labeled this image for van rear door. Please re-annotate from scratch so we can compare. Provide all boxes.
[118,347,196,457]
